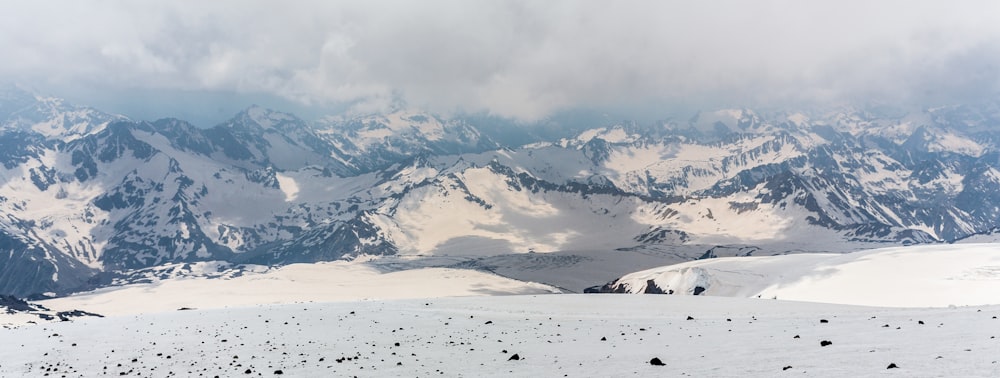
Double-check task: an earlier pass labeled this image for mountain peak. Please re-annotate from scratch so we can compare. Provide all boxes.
[0,86,124,139]
[0,83,39,116]
[236,105,297,129]
[0,83,37,101]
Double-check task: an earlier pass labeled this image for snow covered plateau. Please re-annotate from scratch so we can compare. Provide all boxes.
[1,243,999,377]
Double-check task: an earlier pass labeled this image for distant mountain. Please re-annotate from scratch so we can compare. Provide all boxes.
[313,110,499,174]
[2,88,1000,297]
[0,84,125,140]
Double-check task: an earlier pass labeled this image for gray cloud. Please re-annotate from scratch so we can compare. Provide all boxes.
[2,1,1000,123]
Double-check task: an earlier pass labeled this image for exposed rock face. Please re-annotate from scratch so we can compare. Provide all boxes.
[0,294,102,322]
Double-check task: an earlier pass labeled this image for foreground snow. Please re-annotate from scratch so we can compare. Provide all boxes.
[604,243,1000,307]
[1,295,999,377]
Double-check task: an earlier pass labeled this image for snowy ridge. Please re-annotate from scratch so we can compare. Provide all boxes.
[314,109,495,173]
[0,85,124,140]
[595,243,1000,307]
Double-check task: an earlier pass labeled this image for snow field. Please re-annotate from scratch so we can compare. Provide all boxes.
[1,295,999,377]
[34,262,562,317]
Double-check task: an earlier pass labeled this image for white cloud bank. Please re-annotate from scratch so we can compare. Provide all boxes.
[2,1,1000,121]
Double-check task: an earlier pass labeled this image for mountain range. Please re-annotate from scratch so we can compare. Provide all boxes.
[2,84,1000,297]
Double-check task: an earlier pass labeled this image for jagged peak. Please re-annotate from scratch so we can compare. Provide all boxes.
[684,108,768,137]
[568,123,644,147]
[0,83,38,103]
[229,105,301,130]
[152,117,197,130]
[319,108,446,128]
[0,86,125,140]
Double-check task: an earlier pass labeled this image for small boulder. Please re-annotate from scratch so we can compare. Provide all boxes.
[650,357,665,366]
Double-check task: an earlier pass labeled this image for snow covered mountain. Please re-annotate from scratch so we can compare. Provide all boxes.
[2,88,1000,297]
[0,85,124,140]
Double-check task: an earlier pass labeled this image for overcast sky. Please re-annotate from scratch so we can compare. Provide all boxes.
[2,1,999,125]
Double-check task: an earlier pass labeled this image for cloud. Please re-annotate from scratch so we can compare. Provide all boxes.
[2,1,1000,122]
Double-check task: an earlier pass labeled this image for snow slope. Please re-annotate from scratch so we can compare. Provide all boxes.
[35,260,562,316]
[600,243,1000,307]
